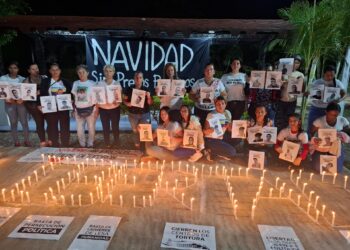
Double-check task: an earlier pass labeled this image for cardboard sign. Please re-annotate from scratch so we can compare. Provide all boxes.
[161,222,216,250]
[258,225,304,250]
[9,215,74,240]
[0,207,21,228]
[68,215,121,250]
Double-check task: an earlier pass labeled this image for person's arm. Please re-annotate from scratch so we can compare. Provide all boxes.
[146,91,153,105]
[203,120,214,136]
[123,90,132,107]
[274,139,283,154]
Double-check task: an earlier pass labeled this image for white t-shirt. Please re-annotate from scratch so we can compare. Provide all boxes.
[310,78,345,108]
[313,115,349,131]
[0,74,25,84]
[280,71,304,102]
[191,78,225,111]
[205,110,231,139]
[96,80,121,109]
[72,80,95,108]
[221,72,246,101]
[277,127,308,144]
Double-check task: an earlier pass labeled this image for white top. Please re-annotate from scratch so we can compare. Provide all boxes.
[205,110,231,139]
[71,80,95,108]
[191,78,225,111]
[280,71,304,102]
[310,78,345,108]
[313,115,349,131]
[221,72,246,101]
[277,127,308,144]
[0,74,25,84]
[158,121,182,151]
[96,80,121,109]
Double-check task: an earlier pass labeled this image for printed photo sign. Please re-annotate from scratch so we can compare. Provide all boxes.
[278,58,294,76]
[56,94,73,111]
[131,88,146,108]
[320,155,337,174]
[183,129,198,149]
[279,140,300,163]
[157,79,171,96]
[250,71,266,89]
[21,83,37,101]
[231,120,247,139]
[139,124,153,142]
[40,96,57,113]
[248,150,265,170]
[157,129,171,147]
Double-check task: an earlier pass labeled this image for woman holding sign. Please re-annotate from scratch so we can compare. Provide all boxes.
[143,107,195,161]
[0,61,29,146]
[40,63,72,147]
[310,102,350,173]
[123,71,153,149]
[95,65,122,148]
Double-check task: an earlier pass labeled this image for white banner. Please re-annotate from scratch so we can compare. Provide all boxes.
[8,215,74,240]
[161,222,216,250]
[0,207,21,228]
[258,225,304,250]
[68,215,121,250]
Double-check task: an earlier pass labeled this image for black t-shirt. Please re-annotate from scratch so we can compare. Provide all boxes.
[124,86,150,114]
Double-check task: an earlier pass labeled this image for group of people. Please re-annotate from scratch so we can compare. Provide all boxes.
[0,56,349,172]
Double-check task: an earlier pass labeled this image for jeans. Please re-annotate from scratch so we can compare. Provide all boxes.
[204,137,236,159]
[44,111,70,147]
[25,102,46,142]
[307,106,326,135]
[5,102,29,143]
[227,100,246,120]
[75,112,96,147]
[99,107,120,145]
[128,112,151,145]
[145,142,195,161]
[275,100,297,132]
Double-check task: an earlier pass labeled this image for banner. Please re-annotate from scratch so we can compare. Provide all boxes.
[68,215,121,250]
[85,36,211,92]
[0,207,21,228]
[9,215,74,240]
[161,222,216,250]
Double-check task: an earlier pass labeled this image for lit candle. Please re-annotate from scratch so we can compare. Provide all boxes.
[234,204,238,219]
[262,169,266,177]
[316,209,320,222]
[61,178,66,190]
[190,197,195,210]
[253,198,257,206]
[85,176,87,185]
[20,190,24,204]
[53,196,57,205]
[279,187,283,198]
[77,173,80,184]
[50,162,54,170]
[133,195,136,208]
[308,191,314,201]
[133,176,136,186]
[331,211,335,226]
[175,179,178,188]
[251,205,256,220]
[120,195,123,207]
[153,188,156,200]
[166,181,168,192]
[41,153,45,163]
[27,176,31,187]
[96,186,100,200]
[71,194,74,206]
[302,183,308,193]
[11,189,15,202]
[100,189,104,202]
[93,158,96,167]
[124,174,127,184]
[181,193,185,204]
[172,187,176,197]
[246,168,249,177]
[307,202,311,214]
[269,188,273,198]
[275,177,280,188]
[156,161,159,171]
[230,167,233,177]
[290,169,294,180]
[185,177,188,188]
[314,195,319,208]
[309,173,314,181]
[44,193,48,204]
[78,194,82,206]
[171,161,174,171]
[344,176,348,189]
[209,167,212,176]
[296,176,300,187]
[186,164,189,173]
[149,195,152,206]
[238,167,241,176]
[288,189,293,199]
[21,179,26,191]
[15,183,19,195]
[230,193,234,202]
[1,188,5,202]
[94,175,97,184]
[56,181,60,194]
[90,192,94,204]
[322,204,326,216]
[143,195,146,208]
[49,187,53,198]
[332,173,337,185]
[297,195,301,207]
[321,171,325,182]
[61,195,65,206]
[34,170,38,182]
[299,169,302,178]
[68,172,71,183]
[102,171,105,181]
[178,161,182,171]
[107,183,110,195]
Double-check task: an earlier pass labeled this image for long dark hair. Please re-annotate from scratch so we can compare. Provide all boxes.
[159,106,171,125]
[251,105,269,127]
[180,104,192,128]
[288,113,304,137]
[163,63,178,79]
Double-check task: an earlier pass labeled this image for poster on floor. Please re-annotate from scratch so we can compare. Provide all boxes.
[278,58,294,76]
[250,71,266,89]
[8,215,74,240]
[131,88,146,108]
[170,80,186,97]
[262,127,277,144]
[92,86,107,105]
[0,82,10,99]
[265,71,282,90]
[0,207,21,228]
[231,120,247,139]
[139,124,153,142]
[157,79,171,96]
[56,94,73,111]
[68,215,121,250]
[279,140,300,163]
[161,222,216,250]
[40,96,57,113]
[106,85,122,103]
[248,150,265,170]
[157,129,171,147]
[21,83,37,101]
[258,225,304,250]
[318,128,337,149]
[183,129,198,149]
[320,155,337,175]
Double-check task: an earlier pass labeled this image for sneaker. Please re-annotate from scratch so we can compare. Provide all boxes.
[188,151,203,162]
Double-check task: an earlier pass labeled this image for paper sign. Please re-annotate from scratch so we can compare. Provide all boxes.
[139,124,153,142]
[320,155,337,174]
[262,127,277,144]
[247,126,263,144]
[287,76,303,96]
[323,87,341,103]
[9,84,21,100]
[0,81,10,99]
[248,150,265,170]
[170,80,186,97]
[9,215,74,240]
[157,129,170,147]
[56,94,73,111]
[208,117,223,138]
[40,96,57,113]
[92,86,107,105]
[157,79,171,96]
[68,215,121,250]
[318,128,337,149]
[183,129,198,149]
[0,207,21,228]
[250,71,266,89]
[258,225,304,250]
[265,71,282,89]
[231,120,247,138]
[21,83,37,101]
[278,58,294,76]
[279,140,300,162]
[131,88,146,108]
[161,222,216,250]
[106,85,122,103]
[200,87,214,105]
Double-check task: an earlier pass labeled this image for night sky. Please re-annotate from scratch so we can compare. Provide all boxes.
[25,0,295,19]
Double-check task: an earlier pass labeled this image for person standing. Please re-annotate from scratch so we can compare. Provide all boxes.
[123,71,153,149]
[72,64,97,148]
[221,58,249,120]
[40,63,72,147]
[96,65,122,148]
[0,61,29,146]
[23,63,47,146]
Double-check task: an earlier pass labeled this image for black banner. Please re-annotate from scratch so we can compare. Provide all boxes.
[85,36,211,92]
